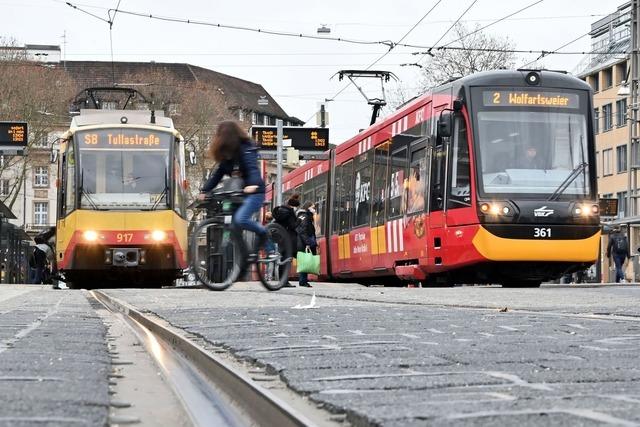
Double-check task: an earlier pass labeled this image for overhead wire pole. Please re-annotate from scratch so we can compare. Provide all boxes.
[628,0,639,218]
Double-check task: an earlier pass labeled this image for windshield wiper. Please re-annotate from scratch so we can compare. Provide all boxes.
[79,171,100,210]
[547,161,588,201]
[150,167,169,210]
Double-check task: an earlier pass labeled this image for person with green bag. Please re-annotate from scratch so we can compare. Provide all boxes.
[296,201,319,287]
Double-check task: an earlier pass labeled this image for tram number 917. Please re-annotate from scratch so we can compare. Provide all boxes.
[533,227,551,238]
[117,233,134,243]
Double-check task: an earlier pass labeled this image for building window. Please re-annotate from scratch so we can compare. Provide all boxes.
[603,67,613,89]
[617,145,628,173]
[34,201,48,225]
[594,108,599,134]
[33,166,49,187]
[238,109,245,121]
[0,179,9,196]
[602,103,613,131]
[167,103,180,116]
[603,148,613,176]
[251,112,257,125]
[596,151,600,177]
[592,73,600,92]
[263,115,269,126]
[616,62,627,85]
[616,99,627,127]
[617,191,627,218]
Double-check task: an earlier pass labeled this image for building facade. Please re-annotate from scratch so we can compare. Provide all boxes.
[578,1,633,281]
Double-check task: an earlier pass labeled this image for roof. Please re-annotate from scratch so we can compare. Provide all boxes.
[61,61,301,123]
[0,200,16,219]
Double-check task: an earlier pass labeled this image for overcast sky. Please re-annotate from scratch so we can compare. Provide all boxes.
[0,0,625,143]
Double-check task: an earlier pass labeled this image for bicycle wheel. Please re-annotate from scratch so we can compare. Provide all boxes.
[190,219,244,291]
[256,223,294,291]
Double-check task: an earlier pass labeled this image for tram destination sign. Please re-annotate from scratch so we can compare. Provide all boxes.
[251,126,329,151]
[483,90,580,109]
[0,122,28,147]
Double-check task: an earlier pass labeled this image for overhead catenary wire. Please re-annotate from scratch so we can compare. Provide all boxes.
[520,32,591,68]
[305,0,444,124]
[416,0,479,63]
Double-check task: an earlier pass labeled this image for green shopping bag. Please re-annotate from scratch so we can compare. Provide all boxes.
[296,248,320,274]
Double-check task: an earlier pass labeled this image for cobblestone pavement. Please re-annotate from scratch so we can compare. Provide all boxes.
[0,285,110,427]
[106,283,640,426]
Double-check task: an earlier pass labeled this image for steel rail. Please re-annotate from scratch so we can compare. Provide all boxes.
[92,290,316,427]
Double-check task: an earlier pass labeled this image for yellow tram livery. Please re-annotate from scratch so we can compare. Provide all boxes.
[55,104,189,288]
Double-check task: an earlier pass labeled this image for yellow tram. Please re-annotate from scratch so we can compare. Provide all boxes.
[54,98,189,288]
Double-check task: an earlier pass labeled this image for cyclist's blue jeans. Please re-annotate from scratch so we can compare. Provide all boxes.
[233,192,266,237]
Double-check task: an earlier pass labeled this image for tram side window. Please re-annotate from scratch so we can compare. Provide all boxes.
[353,152,372,228]
[371,143,390,227]
[388,148,408,219]
[64,143,76,216]
[339,161,354,233]
[407,148,427,214]
[332,165,342,234]
[448,116,471,209]
[315,181,327,236]
[173,140,186,216]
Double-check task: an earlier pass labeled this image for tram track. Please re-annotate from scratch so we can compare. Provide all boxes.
[90,290,332,427]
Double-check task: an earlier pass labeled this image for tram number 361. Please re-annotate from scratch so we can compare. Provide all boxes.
[533,227,552,238]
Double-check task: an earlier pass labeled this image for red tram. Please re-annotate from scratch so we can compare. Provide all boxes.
[266,70,600,287]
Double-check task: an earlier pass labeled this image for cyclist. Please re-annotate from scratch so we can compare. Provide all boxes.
[198,121,268,253]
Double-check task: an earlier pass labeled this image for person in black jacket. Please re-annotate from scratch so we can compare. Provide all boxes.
[198,121,268,250]
[607,226,630,283]
[296,201,317,287]
[272,194,300,287]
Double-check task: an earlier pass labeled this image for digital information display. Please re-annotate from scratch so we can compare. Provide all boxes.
[78,129,170,149]
[0,122,28,147]
[251,126,329,151]
[599,198,619,217]
[483,91,580,108]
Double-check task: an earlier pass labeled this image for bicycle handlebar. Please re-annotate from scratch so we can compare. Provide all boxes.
[192,190,246,210]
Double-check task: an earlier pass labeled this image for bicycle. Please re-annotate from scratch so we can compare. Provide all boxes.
[189,190,293,291]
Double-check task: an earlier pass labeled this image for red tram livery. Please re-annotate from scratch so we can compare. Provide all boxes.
[266,70,600,287]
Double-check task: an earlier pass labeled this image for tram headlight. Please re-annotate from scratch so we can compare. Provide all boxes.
[479,201,515,217]
[574,204,599,217]
[151,230,167,242]
[83,230,99,242]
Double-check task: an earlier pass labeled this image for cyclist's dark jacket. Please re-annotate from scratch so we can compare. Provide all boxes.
[201,138,265,193]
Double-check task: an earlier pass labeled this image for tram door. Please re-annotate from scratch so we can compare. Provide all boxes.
[371,142,390,270]
[429,108,449,267]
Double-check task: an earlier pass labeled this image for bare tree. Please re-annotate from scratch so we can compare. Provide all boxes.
[0,50,76,211]
[419,23,516,90]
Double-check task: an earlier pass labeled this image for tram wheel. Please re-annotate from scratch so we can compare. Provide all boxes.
[501,280,541,288]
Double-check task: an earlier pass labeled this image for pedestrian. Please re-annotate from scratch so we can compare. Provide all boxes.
[272,194,300,287]
[197,121,269,255]
[32,236,53,284]
[607,226,630,283]
[296,201,317,288]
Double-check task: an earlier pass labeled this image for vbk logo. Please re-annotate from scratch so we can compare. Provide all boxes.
[533,206,554,217]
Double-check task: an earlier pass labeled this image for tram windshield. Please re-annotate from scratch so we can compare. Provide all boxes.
[76,129,171,210]
[475,108,590,198]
